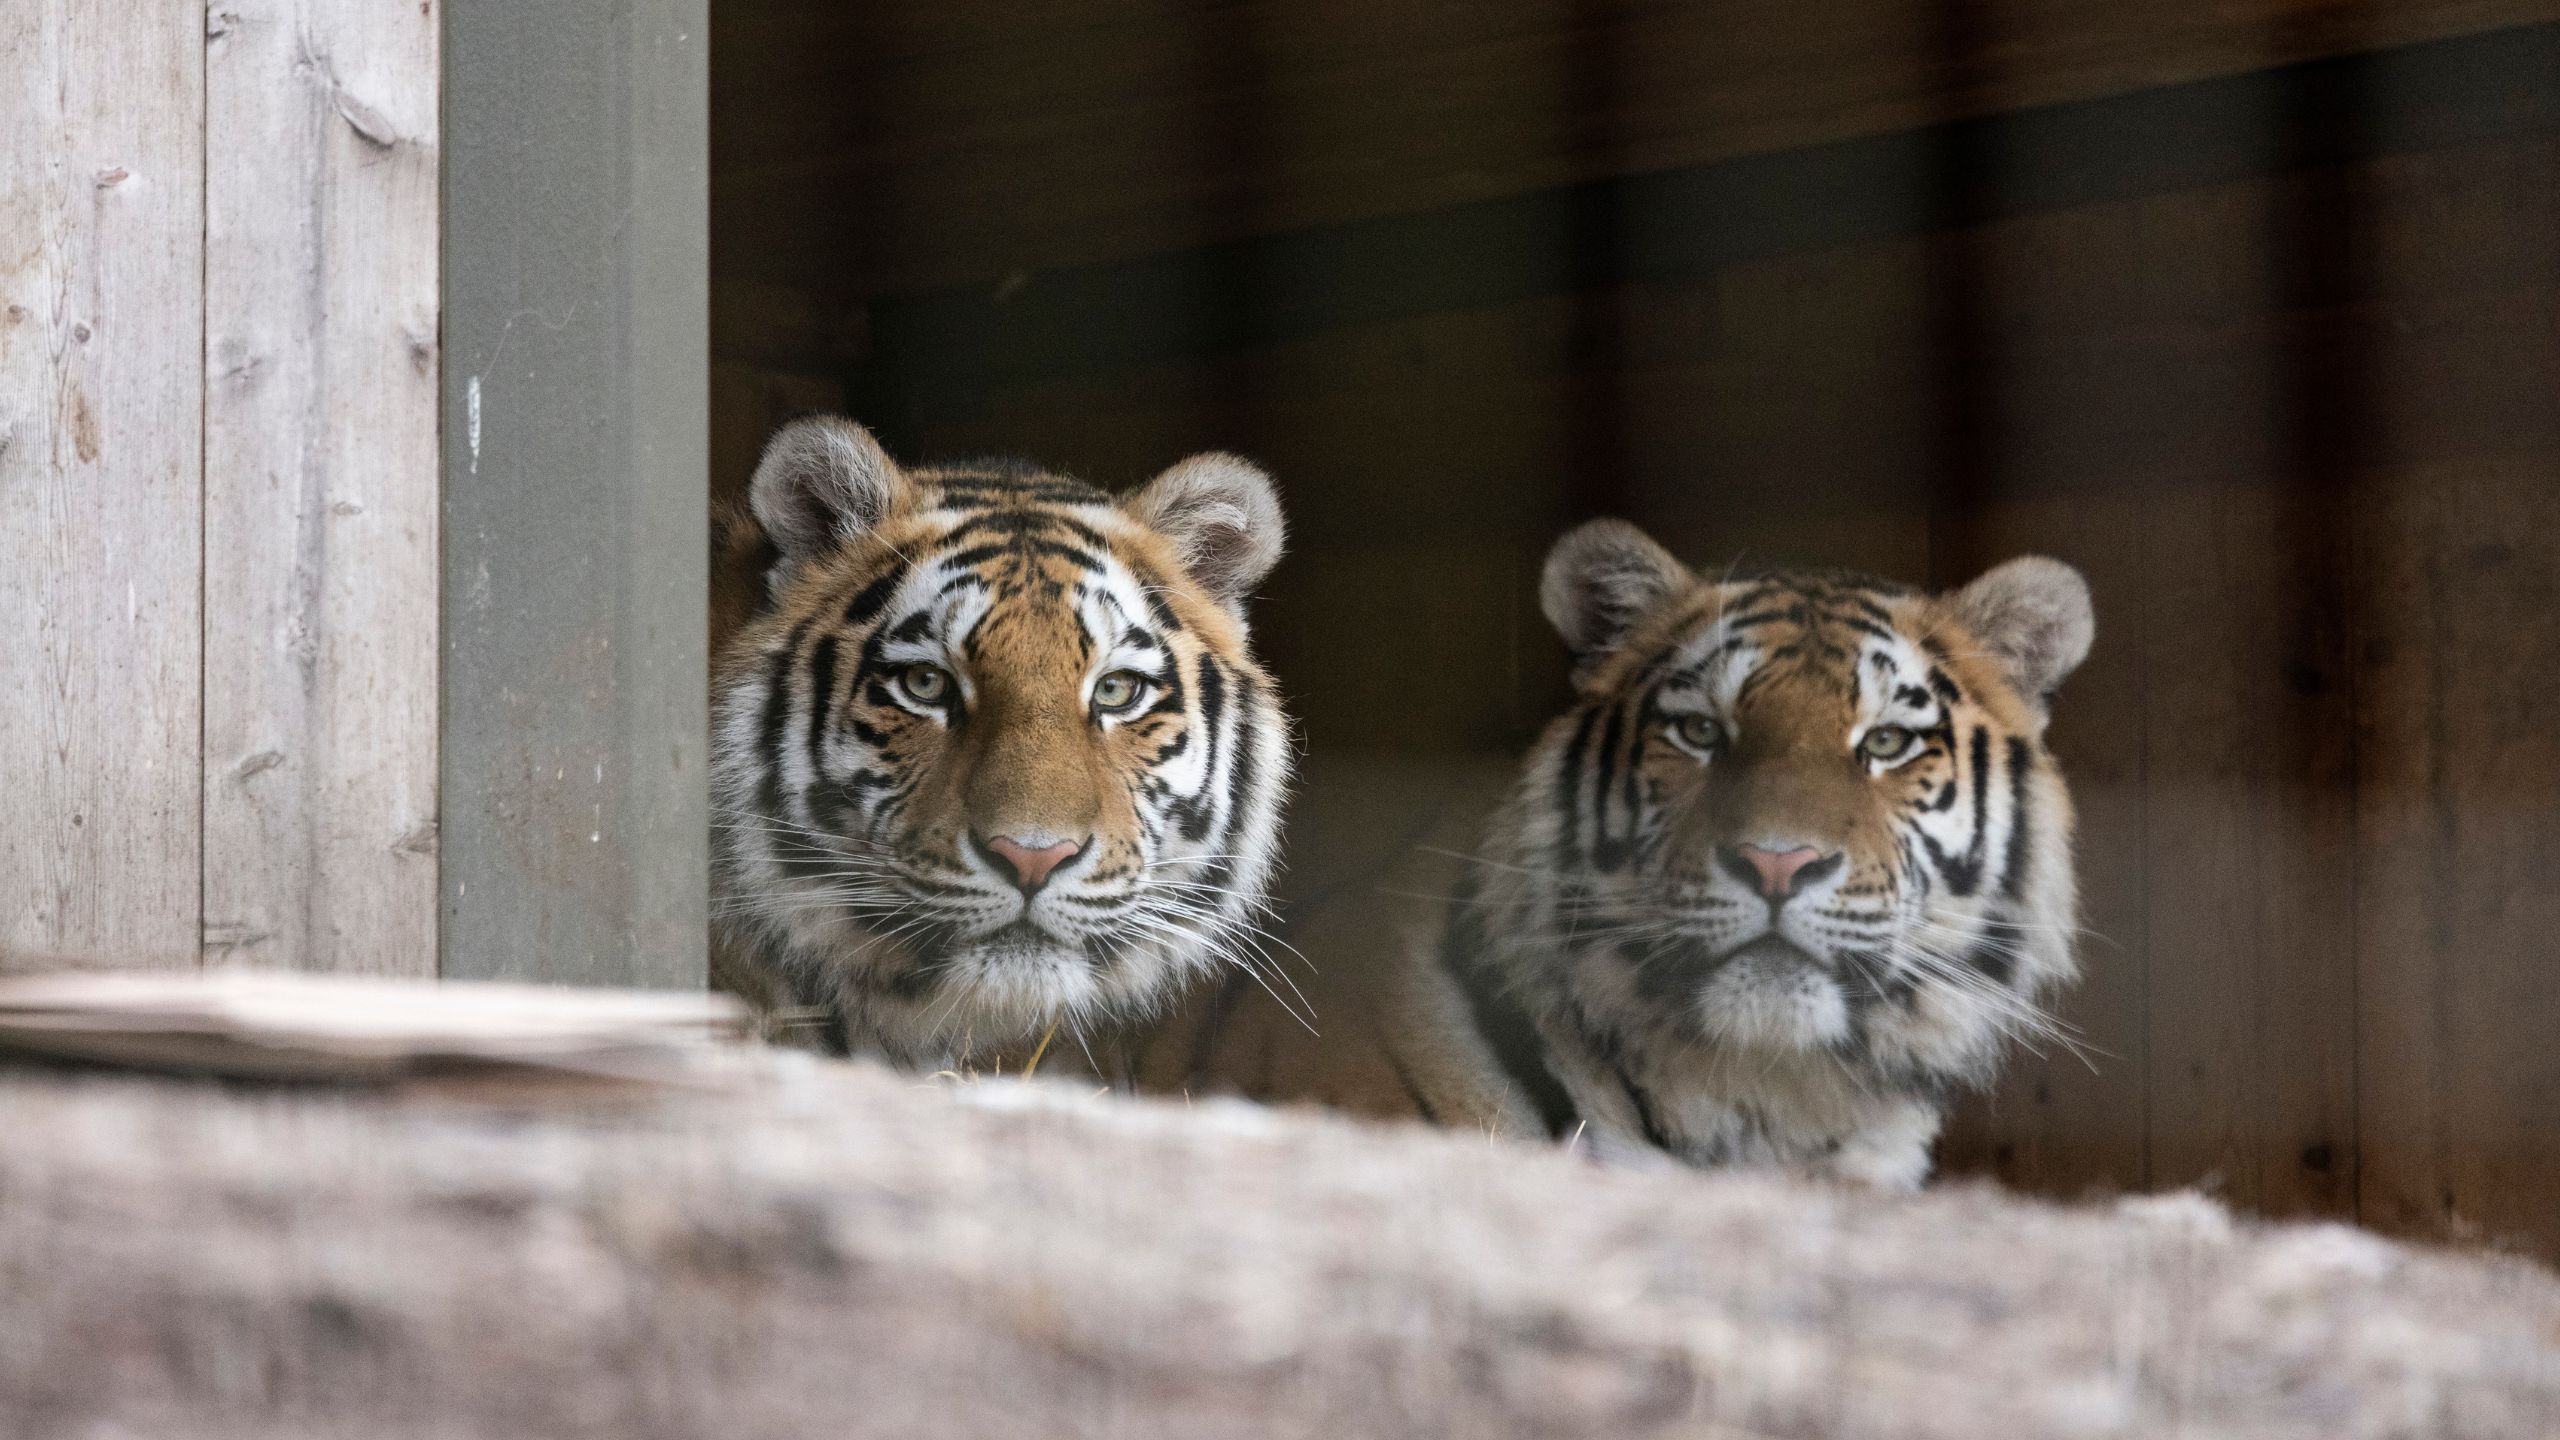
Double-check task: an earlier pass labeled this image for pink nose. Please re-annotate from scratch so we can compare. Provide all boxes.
[1734,843,1829,899]
[980,834,1084,893]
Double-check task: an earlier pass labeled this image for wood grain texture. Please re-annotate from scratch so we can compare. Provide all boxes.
[201,0,441,976]
[9,1061,2560,1438]
[2342,137,2560,1260]
[2354,461,2560,1255]
[0,0,205,969]
[2134,477,2360,1221]
[714,0,2560,297]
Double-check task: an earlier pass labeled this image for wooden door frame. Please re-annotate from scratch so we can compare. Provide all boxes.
[440,0,709,986]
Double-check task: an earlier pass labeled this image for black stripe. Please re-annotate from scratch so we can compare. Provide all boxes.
[842,564,908,627]
[1049,512,1112,551]
[940,507,1064,542]
[1171,652,1227,843]
[1616,1066,1678,1152]
[1589,702,1624,866]
[1925,726,1995,898]
[2000,737,2036,901]
[1734,663,1784,708]
[931,509,1111,566]
[802,635,840,777]
[1845,593,1895,625]
[1382,1046,1443,1126]
[932,478,1103,506]
[753,616,819,815]
[1131,563,1186,633]
[1553,705,1602,869]
[1620,692,1652,844]
[939,539,1104,572]
[1439,878,1580,1139]
[937,505,1116,556]
[1220,669,1260,849]
[1723,608,1798,630]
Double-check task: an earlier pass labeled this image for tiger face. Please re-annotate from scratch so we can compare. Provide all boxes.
[1429,520,2093,1186]
[711,418,1291,1068]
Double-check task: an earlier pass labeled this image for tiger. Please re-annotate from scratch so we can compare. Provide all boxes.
[1379,518,2094,1189]
[709,416,1293,1071]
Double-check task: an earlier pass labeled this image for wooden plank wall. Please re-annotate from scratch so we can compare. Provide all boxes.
[775,26,2560,1255]
[709,280,857,516]
[1,1,440,975]
[716,0,2560,297]
[202,0,441,975]
[1,1,206,971]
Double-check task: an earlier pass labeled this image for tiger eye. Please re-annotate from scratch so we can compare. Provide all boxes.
[1861,725,1916,761]
[899,664,951,704]
[1092,670,1146,714]
[1673,714,1725,751]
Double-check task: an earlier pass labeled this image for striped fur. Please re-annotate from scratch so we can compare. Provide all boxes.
[711,419,1292,1070]
[1391,521,2094,1188]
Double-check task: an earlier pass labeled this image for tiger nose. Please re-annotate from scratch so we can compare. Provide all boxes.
[975,833,1087,894]
[1722,843,1840,901]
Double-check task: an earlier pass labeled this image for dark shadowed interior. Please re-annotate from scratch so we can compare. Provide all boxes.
[709,1,2560,1257]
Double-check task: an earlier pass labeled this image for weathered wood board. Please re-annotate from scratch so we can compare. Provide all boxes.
[202,0,442,976]
[0,0,207,970]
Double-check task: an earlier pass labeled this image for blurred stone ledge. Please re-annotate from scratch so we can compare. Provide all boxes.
[2,1043,2554,1439]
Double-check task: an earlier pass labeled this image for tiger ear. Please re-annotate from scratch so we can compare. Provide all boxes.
[1948,556,2095,708]
[1125,452,1286,609]
[1541,519,1693,670]
[748,417,909,565]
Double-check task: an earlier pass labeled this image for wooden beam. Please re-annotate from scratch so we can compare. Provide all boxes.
[441,0,709,986]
